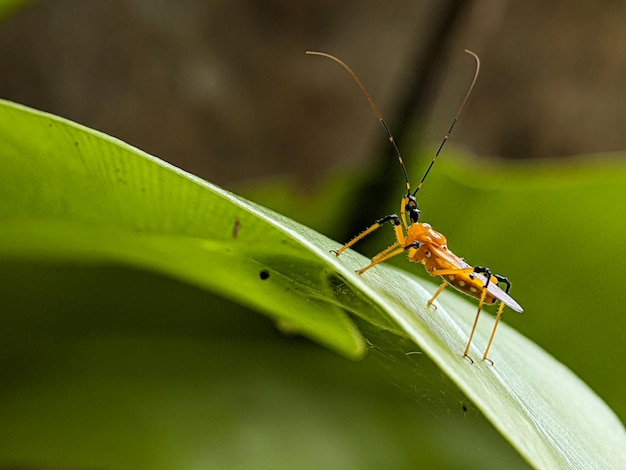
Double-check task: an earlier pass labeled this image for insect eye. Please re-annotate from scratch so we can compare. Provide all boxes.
[405,195,418,210]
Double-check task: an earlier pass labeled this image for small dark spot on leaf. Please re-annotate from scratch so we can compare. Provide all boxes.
[232,218,241,238]
[259,269,270,280]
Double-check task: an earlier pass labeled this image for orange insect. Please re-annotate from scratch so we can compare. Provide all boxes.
[306,50,523,363]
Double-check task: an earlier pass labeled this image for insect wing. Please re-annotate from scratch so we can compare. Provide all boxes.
[429,243,524,313]
[473,271,524,313]
[428,243,472,270]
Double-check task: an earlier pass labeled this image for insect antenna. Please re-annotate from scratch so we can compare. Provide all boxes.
[413,50,480,196]
[306,50,413,196]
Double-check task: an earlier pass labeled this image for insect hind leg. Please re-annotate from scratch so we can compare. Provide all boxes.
[493,273,511,292]
[467,267,513,364]
[482,273,512,363]
[460,266,494,362]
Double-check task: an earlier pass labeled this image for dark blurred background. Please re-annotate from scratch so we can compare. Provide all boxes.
[1,0,625,192]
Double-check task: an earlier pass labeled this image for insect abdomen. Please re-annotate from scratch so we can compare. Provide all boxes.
[442,273,498,305]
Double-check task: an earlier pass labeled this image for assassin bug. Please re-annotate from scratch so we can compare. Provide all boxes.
[306,50,523,363]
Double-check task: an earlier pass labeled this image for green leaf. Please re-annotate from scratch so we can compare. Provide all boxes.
[1,98,625,468]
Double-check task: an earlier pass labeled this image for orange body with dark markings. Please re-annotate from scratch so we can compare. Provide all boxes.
[405,223,499,305]
[307,49,523,363]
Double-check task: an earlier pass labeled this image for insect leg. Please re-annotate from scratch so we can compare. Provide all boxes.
[482,274,511,363]
[427,280,449,308]
[427,267,475,310]
[357,244,406,274]
[493,274,511,292]
[368,241,402,264]
[462,266,492,362]
[333,214,405,257]
[358,237,423,274]
[483,301,505,363]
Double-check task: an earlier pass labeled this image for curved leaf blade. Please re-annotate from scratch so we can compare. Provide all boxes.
[1,99,625,467]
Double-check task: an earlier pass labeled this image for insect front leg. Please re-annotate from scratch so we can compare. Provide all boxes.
[333,214,406,257]
[355,215,415,274]
[357,238,425,275]
[356,242,405,275]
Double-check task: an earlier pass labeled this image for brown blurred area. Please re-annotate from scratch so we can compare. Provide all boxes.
[0,0,625,190]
